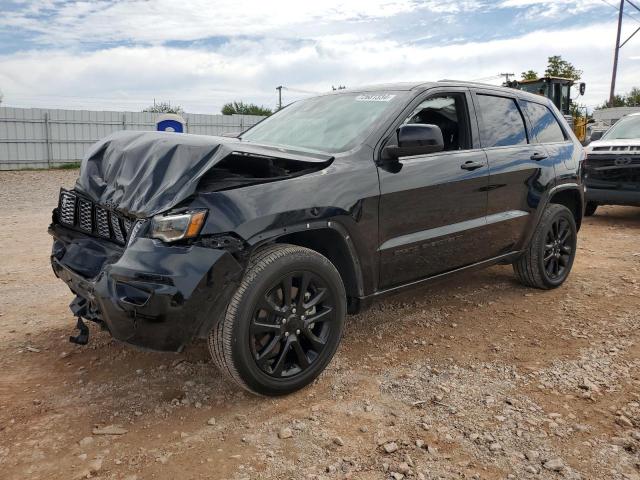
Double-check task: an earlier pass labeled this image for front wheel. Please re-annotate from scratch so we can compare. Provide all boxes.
[513,204,577,289]
[209,244,346,396]
[584,201,598,217]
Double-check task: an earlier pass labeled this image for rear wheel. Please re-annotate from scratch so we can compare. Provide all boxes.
[209,244,346,396]
[514,204,577,289]
[584,201,598,217]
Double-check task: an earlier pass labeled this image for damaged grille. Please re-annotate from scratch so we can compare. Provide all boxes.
[56,189,133,245]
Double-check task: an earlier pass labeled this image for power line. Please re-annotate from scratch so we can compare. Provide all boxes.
[282,86,321,95]
[599,0,640,24]
[469,74,502,82]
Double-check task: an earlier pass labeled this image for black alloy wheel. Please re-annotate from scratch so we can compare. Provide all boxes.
[209,244,346,396]
[250,271,336,378]
[513,204,577,289]
[542,216,574,281]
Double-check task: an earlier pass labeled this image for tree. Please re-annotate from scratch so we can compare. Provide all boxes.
[142,101,184,114]
[626,87,640,106]
[597,87,640,108]
[521,70,538,81]
[221,101,272,116]
[332,85,346,90]
[544,55,582,81]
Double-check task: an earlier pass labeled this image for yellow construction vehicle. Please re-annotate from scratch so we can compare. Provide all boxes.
[511,76,588,142]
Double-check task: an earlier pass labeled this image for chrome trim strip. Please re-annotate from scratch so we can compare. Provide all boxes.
[379,210,529,251]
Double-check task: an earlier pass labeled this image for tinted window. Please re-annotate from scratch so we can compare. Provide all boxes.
[476,94,528,148]
[521,100,566,143]
[402,94,471,151]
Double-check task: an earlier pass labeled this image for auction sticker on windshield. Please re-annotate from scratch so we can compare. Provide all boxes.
[355,94,396,102]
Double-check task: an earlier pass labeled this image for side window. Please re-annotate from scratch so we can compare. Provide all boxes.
[402,93,471,151]
[521,100,567,143]
[476,94,528,148]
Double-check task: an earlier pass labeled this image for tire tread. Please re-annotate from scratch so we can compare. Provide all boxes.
[513,204,575,290]
[208,244,343,395]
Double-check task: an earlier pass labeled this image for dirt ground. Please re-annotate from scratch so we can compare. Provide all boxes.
[0,169,639,480]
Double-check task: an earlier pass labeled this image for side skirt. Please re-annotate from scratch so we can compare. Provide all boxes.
[356,251,521,308]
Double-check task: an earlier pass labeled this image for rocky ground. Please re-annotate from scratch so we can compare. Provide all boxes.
[0,169,639,480]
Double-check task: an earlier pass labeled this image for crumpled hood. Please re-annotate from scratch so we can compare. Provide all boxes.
[75,130,332,218]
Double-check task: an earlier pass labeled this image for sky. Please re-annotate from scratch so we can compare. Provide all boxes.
[1,0,640,113]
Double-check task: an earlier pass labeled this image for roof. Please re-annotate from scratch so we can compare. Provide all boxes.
[333,80,551,104]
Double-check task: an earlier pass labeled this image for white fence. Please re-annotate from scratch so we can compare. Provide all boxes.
[0,107,265,170]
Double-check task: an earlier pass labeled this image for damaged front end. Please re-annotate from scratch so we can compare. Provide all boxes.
[49,131,332,351]
[49,190,244,351]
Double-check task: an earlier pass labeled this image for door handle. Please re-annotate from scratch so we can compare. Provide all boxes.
[460,160,485,171]
[530,152,548,161]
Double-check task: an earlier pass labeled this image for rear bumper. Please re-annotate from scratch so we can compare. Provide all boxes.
[50,227,243,352]
[585,187,640,206]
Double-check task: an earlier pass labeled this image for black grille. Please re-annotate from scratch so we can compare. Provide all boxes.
[59,191,76,226]
[95,206,111,238]
[78,199,93,232]
[56,189,131,245]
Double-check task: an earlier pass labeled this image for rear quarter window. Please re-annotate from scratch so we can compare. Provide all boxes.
[521,100,567,143]
[476,94,528,148]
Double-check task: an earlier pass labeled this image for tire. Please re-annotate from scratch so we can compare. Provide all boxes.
[209,244,346,396]
[513,204,577,290]
[584,201,598,217]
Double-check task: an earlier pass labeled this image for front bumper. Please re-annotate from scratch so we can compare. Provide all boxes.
[585,186,640,206]
[50,225,243,352]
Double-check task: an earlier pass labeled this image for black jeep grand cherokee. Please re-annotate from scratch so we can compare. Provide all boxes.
[50,81,585,395]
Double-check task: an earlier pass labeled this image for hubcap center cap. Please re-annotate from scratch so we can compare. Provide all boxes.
[284,314,302,333]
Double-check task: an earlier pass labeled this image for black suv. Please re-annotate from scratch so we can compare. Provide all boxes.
[50,81,584,395]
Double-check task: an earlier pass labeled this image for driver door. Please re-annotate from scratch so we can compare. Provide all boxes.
[377,88,491,289]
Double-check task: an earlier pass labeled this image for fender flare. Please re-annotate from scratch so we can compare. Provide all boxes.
[246,219,366,298]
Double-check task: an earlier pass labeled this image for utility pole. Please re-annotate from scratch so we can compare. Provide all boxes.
[609,0,640,106]
[610,0,625,106]
[276,86,283,110]
[499,73,515,84]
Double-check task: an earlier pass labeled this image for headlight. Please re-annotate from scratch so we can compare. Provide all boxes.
[150,210,207,242]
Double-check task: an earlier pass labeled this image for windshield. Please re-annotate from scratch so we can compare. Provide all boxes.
[603,115,640,140]
[241,92,406,153]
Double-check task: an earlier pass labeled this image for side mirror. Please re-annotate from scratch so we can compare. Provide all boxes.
[382,124,445,160]
[579,83,586,96]
[589,130,604,141]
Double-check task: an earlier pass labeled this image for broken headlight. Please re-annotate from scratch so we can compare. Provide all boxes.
[150,210,207,243]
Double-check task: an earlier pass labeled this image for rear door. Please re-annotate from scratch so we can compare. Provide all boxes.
[377,88,490,289]
[471,90,553,257]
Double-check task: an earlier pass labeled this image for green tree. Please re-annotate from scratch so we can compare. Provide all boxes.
[597,87,640,108]
[544,55,582,81]
[143,101,184,114]
[521,70,538,81]
[600,95,626,108]
[626,87,640,106]
[221,101,272,116]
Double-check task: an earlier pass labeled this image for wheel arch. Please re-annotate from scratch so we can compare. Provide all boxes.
[548,184,584,231]
[248,222,365,313]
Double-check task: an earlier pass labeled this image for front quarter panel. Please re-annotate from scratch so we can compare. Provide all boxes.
[189,148,382,295]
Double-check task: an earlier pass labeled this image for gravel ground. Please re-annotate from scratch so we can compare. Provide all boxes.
[0,169,639,480]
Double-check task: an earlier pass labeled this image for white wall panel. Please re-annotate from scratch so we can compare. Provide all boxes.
[0,107,265,170]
